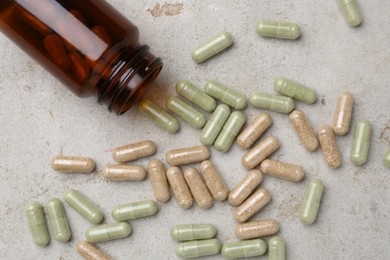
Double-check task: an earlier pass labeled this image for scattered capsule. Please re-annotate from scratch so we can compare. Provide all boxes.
[51,155,95,173]
[176,239,222,258]
[25,202,50,247]
[76,240,112,260]
[176,80,217,112]
[337,0,363,27]
[351,119,372,166]
[64,189,104,224]
[241,136,280,170]
[46,198,71,243]
[235,219,279,240]
[383,149,390,168]
[333,92,354,135]
[112,140,157,163]
[274,77,317,104]
[260,159,305,182]
[191,31,233,63]
[317,125,341,168]
[289,110,319,152]
[139,99,180,133]
[237,112,272,149]
[200,104,231,145]
[166,167,193,209]
[166,145,210,166]
[214,111,246,152]
[148,159,170,203]
[256,21,301,40]
[85,222,131,243]
[171,224,217,241]
[44,34,71,69]
[184,168,214,208]
[268,236,286,260]
[233,188,272,222]
[228,170,264,207]
[112,200,158,221]
[166,96,206,129]
[200,160,229,201]
[102,164,146,181]
[249,92,295,113]
[204,80,247,110]
[299,179,324,225]
[221,239,267,258]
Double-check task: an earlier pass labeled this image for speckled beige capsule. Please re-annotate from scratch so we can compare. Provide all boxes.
[241,136,280,169]
[167,167,193,209]
[237,112,272,149]
[260,159,304,182]
[228,170,264,207]
[76,240,112,260]
[235,219,279,240]
[200,160,229,201]
[51,156,95,173]
[184,168,214,208]
[102,164,146,181]
[317,125,341,168]
[166,145,210,166]
[333,92,354,136]
[289,110,318,152]
[148,159,170,203]
[112,140,156,163]
[233,188,272,222]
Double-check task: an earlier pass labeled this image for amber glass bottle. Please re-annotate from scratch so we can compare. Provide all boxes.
[0,0,162,114]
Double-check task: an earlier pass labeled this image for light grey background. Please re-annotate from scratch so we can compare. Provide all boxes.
[0,0,389,259]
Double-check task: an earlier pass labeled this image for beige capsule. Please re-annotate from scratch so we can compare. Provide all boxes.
[233,188,272,222]
[235,219,279,240]
[200,160,229,201]
[241,136,280,170]
[166,145,210,166]
[228,170,264,207]
[260,159,304,182]
[237,112,272,149]
[184,168,214,208]
[76,240,112,260]
[102,164,146,181]
[289,110,318,152]
[112,140,156,163]
[51,156,95,173]
[167,167,193,209]
[317,125,341,168]
[333,92,354,136]
[148,159,170,203]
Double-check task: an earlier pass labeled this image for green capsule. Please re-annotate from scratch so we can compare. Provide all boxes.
[221,239,267,259]
[46,198,71,243]
[273,77,317,104]
[85,222,131,243]
[25,202,50,247]
[166,97,206,129]
[200,104,231,145]
[176,80,217,112]
[256,21,301,40]
[299,179,324,225]
[337,0,363,27]
[139,99,180,133]
[176,239,222,258]
[64,189,104,225]
[112,200,158,221]
[249,92,295,113]
[351,119,372,166]
[191,32,233,63]
[205,81,247,110]
[214,111,246,152]
[268,236,286,260]
[171,224,217,241]
[384,149,390,168]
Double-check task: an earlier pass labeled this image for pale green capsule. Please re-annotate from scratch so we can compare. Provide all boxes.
[200,104,231,145]
[176,239,222,258]
[166,97,206,129]
[214,111,246,152]
[221,239,267,259]
[191,32,233,63]
[337,0,363,27]
[268,236,286,260]
[85,222,131,243]
[249,92,295,113]
[205,80,247,110]
[25,202,49,247]
[384,149,390,168]
[171,224,217,241]
[176,80,217,112]
[46,198,71,243]
[139,99,180,133]
[256,21,301,40]
[273,77,317,104]
[299,179,324,225]
[112,200,158,221]
[351,119,372,166]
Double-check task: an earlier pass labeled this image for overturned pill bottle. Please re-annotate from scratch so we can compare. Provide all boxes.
[0,0,163,114]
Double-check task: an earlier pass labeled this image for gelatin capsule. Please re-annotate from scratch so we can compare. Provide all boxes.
[25,202,49,247]
[166,145,210,166]
[221,239,267,258]
[139,99,180,133]
[167,167,193,208]
[176,80,217,112]
[176,239,222,258]
[351,119,372,166]
[235,219,279,240]
[171,224,217,241]
[317,125,341,168]
[166,97,207,129]
[274,77,317,104]
[102,164,146,181]
[112,140,157,163]
[384,149,390,168]
[64,189,104,224]
[76,240,112,260]
[85,222,131,243]
[112,200,158,221]
[46,198,71,243]
[333,92,354,135]
[191,31,233,63]
[249,92,295,113]
[200,104,231,145]
[256,21,301,40]
[148,159,170,203]
[51,155,95,173]
[241,136,280,170]
[233,188,272,222]
[69,52,91,84]
[204,80,247,110]
[299,179,324,225]
[260,159,304,182]
[15,5,52,35]
[184,168,214,209]
[289,110,319,152]
[337,0,363,27]
[228,170,263,207]
[268,236,286,260]
[214,111,246,152]
[44,34,71,69]
[92,25,112,46]
[237,112,272,149]
[200,160,229,201]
